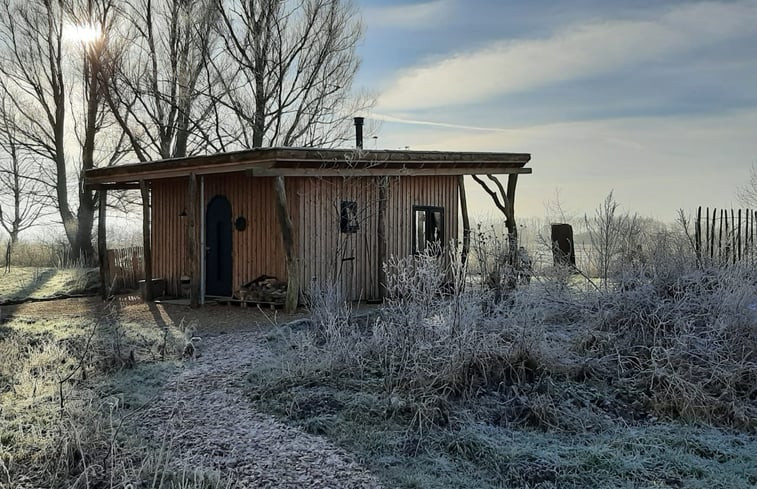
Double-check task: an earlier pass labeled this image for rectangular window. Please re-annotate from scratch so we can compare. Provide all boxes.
[340,200,359,233]
[413,205,444,253]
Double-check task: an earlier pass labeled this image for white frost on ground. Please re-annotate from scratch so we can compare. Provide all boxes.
[137,329,382,489]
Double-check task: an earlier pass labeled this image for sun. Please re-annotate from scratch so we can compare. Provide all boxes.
[63,23,102,44]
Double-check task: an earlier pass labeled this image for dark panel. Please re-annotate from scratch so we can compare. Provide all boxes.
[206,195,233,296]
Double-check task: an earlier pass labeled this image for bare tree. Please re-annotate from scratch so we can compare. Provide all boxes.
[583,191,641,288]
[472,174,519,255]
[737,163,757,208]
[213,0,368,311]
[0,96,47,270]
[0,0,125,261]
[101,0,232,161]
[216,0,366,148]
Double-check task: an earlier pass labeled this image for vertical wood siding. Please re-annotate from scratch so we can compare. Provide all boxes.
[385,175,459,259]
[290,176,379,302]
[291,174,457,302]
[151,178,188,296]
[151,173,458,302]
[203,174,290,293]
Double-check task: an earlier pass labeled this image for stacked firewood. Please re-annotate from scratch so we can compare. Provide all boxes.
[235,275,287,304]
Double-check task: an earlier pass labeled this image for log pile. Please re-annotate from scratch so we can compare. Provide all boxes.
[235,275,287,305]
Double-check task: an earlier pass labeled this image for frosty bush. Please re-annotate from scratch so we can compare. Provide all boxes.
[583,260,757,428]
[265,212,756,433]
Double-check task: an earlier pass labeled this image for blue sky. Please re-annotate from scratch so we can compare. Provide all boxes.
[352,0,757,219]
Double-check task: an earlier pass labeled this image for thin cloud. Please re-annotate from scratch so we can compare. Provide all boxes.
[364,0,453,29]
[371,112,511,132]
[377,1,757,111]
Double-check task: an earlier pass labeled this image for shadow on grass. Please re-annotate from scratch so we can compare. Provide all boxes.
[3,268,56,302]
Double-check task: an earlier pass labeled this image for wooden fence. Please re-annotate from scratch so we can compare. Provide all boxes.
[106,246,144,290]
[694,207,756,266]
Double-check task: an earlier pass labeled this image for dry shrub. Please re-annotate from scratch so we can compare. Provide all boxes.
[276,217,756,435]
[583,254,757,429]
[286,247,555,433]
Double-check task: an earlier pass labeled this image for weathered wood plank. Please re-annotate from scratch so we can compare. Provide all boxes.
[86,147,532,184]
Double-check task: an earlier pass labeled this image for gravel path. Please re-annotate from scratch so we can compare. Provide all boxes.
[137,329,382,488]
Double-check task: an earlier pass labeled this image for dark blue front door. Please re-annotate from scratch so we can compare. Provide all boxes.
[206,195,232,296]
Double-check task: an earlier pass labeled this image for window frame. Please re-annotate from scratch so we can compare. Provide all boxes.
[412,205,445,254]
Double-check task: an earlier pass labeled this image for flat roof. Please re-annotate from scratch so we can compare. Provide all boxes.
[85,147,532,186]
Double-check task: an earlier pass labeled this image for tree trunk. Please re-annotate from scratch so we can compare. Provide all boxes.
[73,195,97,264]
[273,176,298,312]
[74,49,101,265]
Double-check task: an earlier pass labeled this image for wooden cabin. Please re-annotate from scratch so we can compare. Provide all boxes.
[85,147,531,308]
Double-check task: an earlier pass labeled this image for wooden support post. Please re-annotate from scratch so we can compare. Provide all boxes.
[506,174,518,237]
[140,180,153,302]
[187,173,199,308]
[458,176,470,265]
[273,176,298,312]
[98,190,110,300]
[377,176,388,299]
[506,174,519,264]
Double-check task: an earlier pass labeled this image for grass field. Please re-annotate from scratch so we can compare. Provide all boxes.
[243,248,757,488]
[1,240,756,488]
[0,287,207,488]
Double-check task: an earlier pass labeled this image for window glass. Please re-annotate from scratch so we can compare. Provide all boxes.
[413,206,444,253]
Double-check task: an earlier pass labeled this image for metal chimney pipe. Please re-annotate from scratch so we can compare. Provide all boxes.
[354,117,364,149]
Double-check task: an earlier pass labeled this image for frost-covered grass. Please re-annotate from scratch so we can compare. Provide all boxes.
[246,240,757,488]
[0,300,221,488]
[0,266,100,302]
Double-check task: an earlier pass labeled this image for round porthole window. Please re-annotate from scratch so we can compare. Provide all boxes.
[234,216,247,231]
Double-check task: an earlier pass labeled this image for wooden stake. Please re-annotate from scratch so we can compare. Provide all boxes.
[695,206,702,262]
[705,207,710,260]
[710,208,716,261]
[719,209,724,264]
[737,208,742,262]
[731,209,736,264]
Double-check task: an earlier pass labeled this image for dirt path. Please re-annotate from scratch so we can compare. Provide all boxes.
[136,328,382,489]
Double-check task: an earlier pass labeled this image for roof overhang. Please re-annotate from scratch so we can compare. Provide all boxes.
[85,147,532,188]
